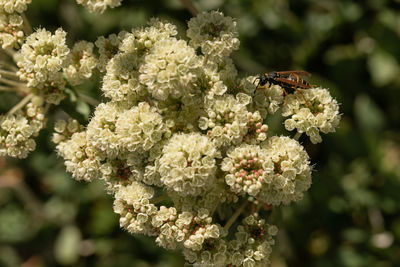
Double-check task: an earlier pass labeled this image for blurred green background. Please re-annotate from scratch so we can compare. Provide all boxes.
[1,0,400,266]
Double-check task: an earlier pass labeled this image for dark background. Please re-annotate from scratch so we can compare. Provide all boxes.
[1,0,400,266]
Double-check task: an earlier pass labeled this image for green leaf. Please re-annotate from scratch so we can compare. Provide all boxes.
[54,225,81,265]
[354,94,385,133]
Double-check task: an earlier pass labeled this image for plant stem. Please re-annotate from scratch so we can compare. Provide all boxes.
[223,200,248,232]
[7,93,34,115]
[0,85,13,91]
[151,194,169,204]
[179,0,199,16]
[203,54,209,66]
[0,69,19,78]
[294,132,302,141]
[0,77,26,87]
[22,13,33,35]
[77,92,100,106]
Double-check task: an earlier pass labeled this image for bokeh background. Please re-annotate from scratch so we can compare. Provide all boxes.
[1,0,400,266]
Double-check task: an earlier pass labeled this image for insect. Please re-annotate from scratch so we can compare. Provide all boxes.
[254,70,316,106]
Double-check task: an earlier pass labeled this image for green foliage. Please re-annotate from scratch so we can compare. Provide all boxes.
[1,0,400,266]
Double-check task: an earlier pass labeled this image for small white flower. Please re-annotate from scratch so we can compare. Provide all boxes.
[76,0,122,13]
[86,102,124,158]
[64,41,98,86]
[259,136,312,205]
[95,31,127,72]
[0,13,24,49]
[55,131,101,182]
[17,28,70,104]
[102,52,146,104]
[187,11,239,61]
[0,99,45,158]
[113,182,157,235]
[139,37,201,100]
[199,94,250,147]
[158,133,220,196]
[0,0,31,14]
[115,102,166,153]
[282,87,341,144]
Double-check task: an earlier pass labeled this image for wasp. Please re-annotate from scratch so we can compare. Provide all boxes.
[254,70,316,106]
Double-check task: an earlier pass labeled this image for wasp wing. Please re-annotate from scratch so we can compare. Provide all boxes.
[275,70,311,77]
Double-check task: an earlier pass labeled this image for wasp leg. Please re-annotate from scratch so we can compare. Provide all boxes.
[282,88,289,106]
[294,88,312,109]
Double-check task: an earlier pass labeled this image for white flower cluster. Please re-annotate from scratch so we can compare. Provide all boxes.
[183,214,277,266]
[139,37,201,100]
[187,10,239,61]
[95,31,127,72]
[0,0,31,14]
[282,88,341,144]
[76,0,122,13]
[51,11,341,266]
[0,96,45,158]
[0,0,31,49]
[198,93,250,147]
[55,125,101,182]
[158,133,219,196]
[17,28,70,104]
[222,136,312,205]
[64,41,98,86]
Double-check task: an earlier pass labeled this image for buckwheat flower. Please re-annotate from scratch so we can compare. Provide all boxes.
[198,93,251,147]
[76,0,122,14]
[115,102,166,153]
[55,131,101,182]
[187,11,239,61]
[158,133,220,197]
[113,182,158,236]
[102,52,147,104]
[254,83,284,116]
[228,215,277,266]
[53,119,83,144]
[221,144,271,197]
[86,102,124,158]
[183,239,229,267]
[170,182,230,213]
[242,111,268,144]
[0,12,24,49]
[0,0,31,14]
[17,28,69,88]
[120,18,177,55]
[282,87,341,144]
[0,97,45,158]
[259,136,312,205]
[180,209,220,251]
[95,31,127,72]
[99,157,144,192]
[155,96,203,133]
[64,41,98,86]
[139,37,201,100]
[152,206,179,249]
[200,57,238,98]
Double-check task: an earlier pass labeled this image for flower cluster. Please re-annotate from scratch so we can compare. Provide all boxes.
[64,41,98,86]
[139,37,201,100]
[0,96,46,158]
[44,11,341,266]
[17,28,70,104]
[0,0,31,49]
[183,214,277,266]
[198,93,251,147]
[75,0,122,13]
[187,10,240,62]
[158,133,219,196]
[282,88,341,144]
